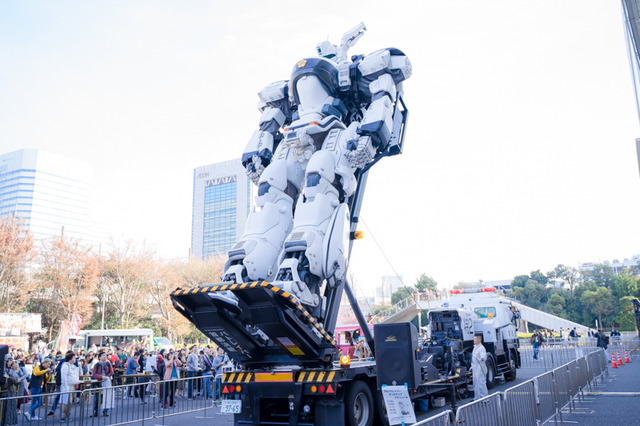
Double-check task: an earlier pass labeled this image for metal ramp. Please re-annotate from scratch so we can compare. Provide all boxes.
[377,293,592,333]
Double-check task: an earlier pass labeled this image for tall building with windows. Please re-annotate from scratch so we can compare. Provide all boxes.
[191,159,253,260]
[0,148,107,245]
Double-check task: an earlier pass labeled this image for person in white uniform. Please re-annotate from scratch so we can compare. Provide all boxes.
[472,333,488,400]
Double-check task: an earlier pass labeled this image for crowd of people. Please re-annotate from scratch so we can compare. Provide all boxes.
[1,343,233,425]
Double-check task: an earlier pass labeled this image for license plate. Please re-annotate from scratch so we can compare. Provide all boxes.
[221,399,242,414]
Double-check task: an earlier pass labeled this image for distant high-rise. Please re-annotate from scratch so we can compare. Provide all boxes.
[191,159,253,260]
[0,148,107,245]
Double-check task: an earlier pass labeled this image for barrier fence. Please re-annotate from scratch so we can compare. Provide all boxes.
[0,375,219,425]
[415,348,608,426]
[0,347,614,426]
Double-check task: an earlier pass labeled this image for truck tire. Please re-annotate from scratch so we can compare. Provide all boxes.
[373,388,390,426]
[345,380,374,426]
[504,351,517,381]
[486,358,496,389]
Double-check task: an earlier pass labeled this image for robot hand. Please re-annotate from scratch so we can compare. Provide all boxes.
[345,135,376,169]
[245,147,273,185]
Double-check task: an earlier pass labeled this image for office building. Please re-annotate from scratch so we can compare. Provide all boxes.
[375,275,404,305]
[0,148,106,245]
[191,159,253,260]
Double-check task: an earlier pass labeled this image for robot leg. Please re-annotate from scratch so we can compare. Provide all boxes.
[274,144,354,308]
[223,160,294,283]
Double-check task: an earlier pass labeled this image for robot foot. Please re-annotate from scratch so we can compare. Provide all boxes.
[223,263,248,284]
[274,278,320,309]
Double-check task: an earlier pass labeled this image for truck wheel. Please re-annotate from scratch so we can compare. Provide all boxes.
[373,388,390,426]
[504,352,517,381]
[486,358,496,389]
[345,381,374,426]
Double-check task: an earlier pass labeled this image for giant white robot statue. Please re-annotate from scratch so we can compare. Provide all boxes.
[223,23,411,312]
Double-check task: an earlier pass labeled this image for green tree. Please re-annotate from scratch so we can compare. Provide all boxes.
[391,287,413,305]
[511,275,529,288]
[587,264,615,289]
[546,293,565,316]
[414,274,437,292]
[581,287,614,328]
[523,279,547,309]
[529,270,548,285]
[549,264,580,295]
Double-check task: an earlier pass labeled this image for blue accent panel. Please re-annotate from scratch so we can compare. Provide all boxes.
[258,148,272,166]
[359,120,391,147]
[259,119,280,134]
[258,182,271,196]
[290,57,339,104]
[332,98,348,116]
[306,173,321,188]
[291,110,300,121]
[242,151,258,166]
[372,92,393,102]
[321,104,343,119]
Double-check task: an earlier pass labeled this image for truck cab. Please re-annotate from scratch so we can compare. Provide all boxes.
[426,288,520,387]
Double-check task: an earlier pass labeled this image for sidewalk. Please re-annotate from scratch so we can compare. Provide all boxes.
[558,354,640,425]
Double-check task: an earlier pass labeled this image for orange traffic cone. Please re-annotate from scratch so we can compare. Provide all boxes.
[617,350,624,365]
[624,348,631,363]
[611,353,618,368]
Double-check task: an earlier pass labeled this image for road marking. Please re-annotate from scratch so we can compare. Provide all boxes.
[584,391,640,396]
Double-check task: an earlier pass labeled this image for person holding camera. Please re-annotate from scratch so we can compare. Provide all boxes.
[24,358,53,422]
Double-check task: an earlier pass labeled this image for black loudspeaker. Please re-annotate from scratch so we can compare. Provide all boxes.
[0,345,9,387]
[374,323,421,391]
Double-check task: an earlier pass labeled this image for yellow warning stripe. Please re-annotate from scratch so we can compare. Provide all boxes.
[295,370,338,383]
[223,372,255,383]
[171,281,337,347]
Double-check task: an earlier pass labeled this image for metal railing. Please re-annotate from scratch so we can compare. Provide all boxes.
[0,375,219,426]
[519,345,600,369]
[413,410,455,426]
[414,348,608,426]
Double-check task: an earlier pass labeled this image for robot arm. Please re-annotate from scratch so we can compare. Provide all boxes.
[345,73,396,168]
[345,49,411,169]
[242,81,294,184]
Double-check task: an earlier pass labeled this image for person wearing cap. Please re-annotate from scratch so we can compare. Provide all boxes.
[472,333,488,401]
[24,358,53,422]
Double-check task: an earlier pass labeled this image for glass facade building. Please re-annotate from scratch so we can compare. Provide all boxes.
[0,148,107,245]
[191,159,253,260]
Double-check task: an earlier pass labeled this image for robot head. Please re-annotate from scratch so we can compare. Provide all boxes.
[316,40,338,60]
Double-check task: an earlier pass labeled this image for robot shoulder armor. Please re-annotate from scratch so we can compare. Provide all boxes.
[258,80,289,104]
[357,49,390,76]
[358,48,412,81]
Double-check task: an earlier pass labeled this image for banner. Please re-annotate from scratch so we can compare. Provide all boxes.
[0,313,43,336]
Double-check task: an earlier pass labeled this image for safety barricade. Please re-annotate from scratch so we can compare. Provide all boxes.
[533,371,557,422]
[413,409,455,426]
[575,357,589,392]
[565,360,579,405]
[502,380,537,426]
[455,393,505,426]
[1,375,219,426]
[552,364,571,413]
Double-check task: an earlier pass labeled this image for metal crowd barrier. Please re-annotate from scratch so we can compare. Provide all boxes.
[502,380,537,426]
[0,375,218,426]
[413,409,455,426]
[411,348,608,426]
[455,393,504,426]
[519,345,600,369]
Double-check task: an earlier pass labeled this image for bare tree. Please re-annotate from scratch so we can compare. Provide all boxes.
[180,255,225,288]
[0,215,35,312]
[101,241,151,328]
[37,236,100,323]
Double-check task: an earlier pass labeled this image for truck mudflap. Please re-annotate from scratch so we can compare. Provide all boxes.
[171,281,337,367]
